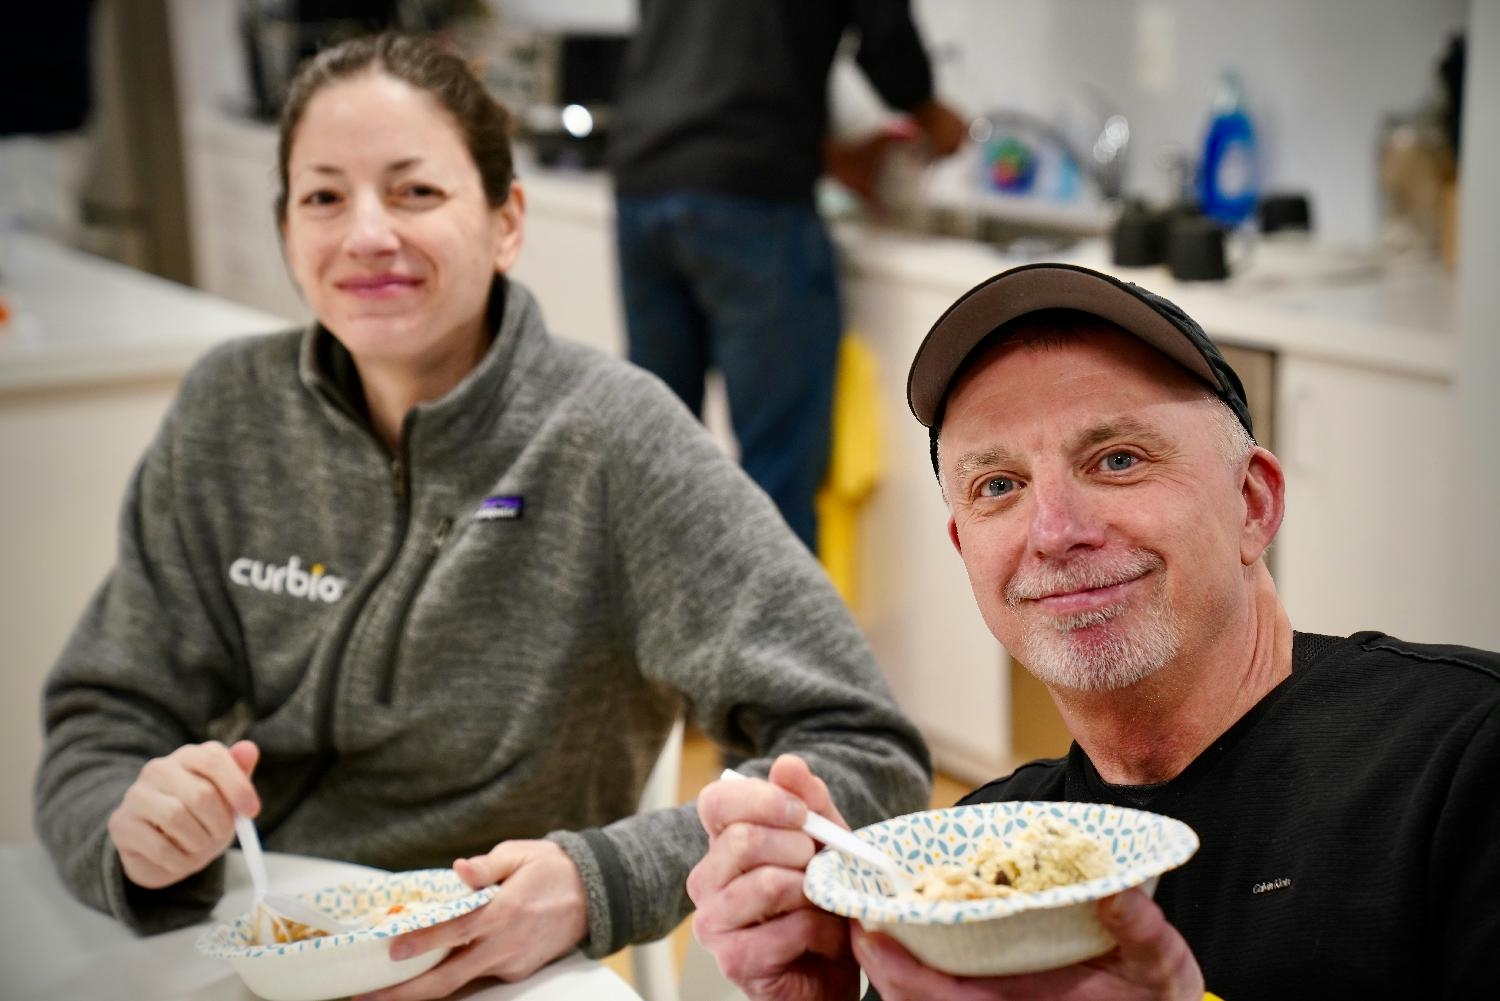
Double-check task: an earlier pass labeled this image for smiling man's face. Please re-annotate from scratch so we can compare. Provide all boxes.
[939,325,1253,692]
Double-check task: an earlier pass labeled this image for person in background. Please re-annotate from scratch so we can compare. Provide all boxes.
[685,263,1500,1000]
[0,1,97,241]
[33,33,929,1001]
[608,0,967,552]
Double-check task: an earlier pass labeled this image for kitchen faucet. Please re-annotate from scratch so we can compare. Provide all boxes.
[969,107,1131,201]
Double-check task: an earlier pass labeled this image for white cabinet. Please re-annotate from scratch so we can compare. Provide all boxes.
[843,272,1012,785]
[180,113,309,323]
[0,234,286,843]
[0,382,184,843]
[1274,355,1455,643]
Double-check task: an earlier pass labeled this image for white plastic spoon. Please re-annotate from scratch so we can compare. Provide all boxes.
[234,814,369,937]
[718,769,915,896]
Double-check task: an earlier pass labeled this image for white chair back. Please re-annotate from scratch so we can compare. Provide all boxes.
[630,717,684,1001]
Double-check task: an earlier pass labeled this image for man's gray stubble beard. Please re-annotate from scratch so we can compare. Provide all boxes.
[1008,552,1182,693]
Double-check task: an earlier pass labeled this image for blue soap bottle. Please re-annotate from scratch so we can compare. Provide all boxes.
[1196,71,1260,227]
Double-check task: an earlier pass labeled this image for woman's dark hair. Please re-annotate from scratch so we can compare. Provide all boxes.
[275,33,515,221]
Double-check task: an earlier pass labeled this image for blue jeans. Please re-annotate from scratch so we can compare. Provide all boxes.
[615,192,842,551]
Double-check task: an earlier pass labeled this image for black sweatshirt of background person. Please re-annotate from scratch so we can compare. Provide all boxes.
[609,0,936,202]
[1,2,96,135]
[868,632,1500,1000]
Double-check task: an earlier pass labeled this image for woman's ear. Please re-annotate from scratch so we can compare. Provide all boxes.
[1240,446,1286,566]
[491,180,526,273]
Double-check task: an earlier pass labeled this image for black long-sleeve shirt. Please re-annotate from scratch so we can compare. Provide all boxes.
[869,631,1500,999]
[609,0,936,201]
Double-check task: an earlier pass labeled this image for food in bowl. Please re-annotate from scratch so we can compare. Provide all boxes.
[907,816,1116,902]
[197,868,494,1001]
[803,801,1198,978]
[255,893,454,944]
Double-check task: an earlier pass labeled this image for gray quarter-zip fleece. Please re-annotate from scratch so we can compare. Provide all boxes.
[34,279,930,957]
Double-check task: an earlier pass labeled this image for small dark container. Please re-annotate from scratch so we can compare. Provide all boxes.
[1110,202,1169,266]
[1167,214,1231,281]
[1259,192,1313,233]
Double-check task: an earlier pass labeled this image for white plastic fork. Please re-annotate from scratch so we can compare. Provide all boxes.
[234,814,370,937]
[718,769,915,896]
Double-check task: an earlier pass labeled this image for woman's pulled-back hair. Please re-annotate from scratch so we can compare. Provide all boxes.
[275,32,515,221]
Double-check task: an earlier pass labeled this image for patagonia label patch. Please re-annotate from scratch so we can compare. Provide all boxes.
[475,495,523,521]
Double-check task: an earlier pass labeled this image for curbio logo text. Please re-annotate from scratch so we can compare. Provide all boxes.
[228,554,347,604]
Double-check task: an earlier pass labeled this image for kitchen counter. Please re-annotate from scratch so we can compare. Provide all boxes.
[516,158,1458,379]
[837,224,1458,379]
[0,231,288,394]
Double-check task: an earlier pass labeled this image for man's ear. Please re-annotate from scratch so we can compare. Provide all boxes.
[948,516,963,556]
[491,180,526,273]
[1240,446,1285,566]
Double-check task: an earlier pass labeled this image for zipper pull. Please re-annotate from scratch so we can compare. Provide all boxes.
[390,457,406,500]
[431,516,451,551]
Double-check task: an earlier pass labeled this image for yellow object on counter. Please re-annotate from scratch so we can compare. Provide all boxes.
[816,334,884,611]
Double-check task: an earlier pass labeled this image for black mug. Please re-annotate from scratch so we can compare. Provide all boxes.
[1259,192,1313,234]
[1110,204,1169,267]
[1167,215,1232,281]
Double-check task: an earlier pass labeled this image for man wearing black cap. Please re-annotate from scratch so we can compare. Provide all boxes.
[685,263,1500,1000]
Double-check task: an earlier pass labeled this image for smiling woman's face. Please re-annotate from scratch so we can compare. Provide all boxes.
[281,71,520,372]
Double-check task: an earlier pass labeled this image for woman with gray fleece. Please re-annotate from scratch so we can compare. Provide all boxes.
[33,33,928,1000]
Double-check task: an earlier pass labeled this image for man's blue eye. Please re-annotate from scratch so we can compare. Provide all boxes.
[1103,452,1136,471]
[980,477,1015,497]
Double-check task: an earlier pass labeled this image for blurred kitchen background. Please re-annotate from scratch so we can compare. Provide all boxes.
[2,0,1498,855]
[3,0,1482,304]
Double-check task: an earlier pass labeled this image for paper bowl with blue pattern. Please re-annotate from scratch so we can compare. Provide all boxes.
[195,868,495,1001]
[803,801,1198,977]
